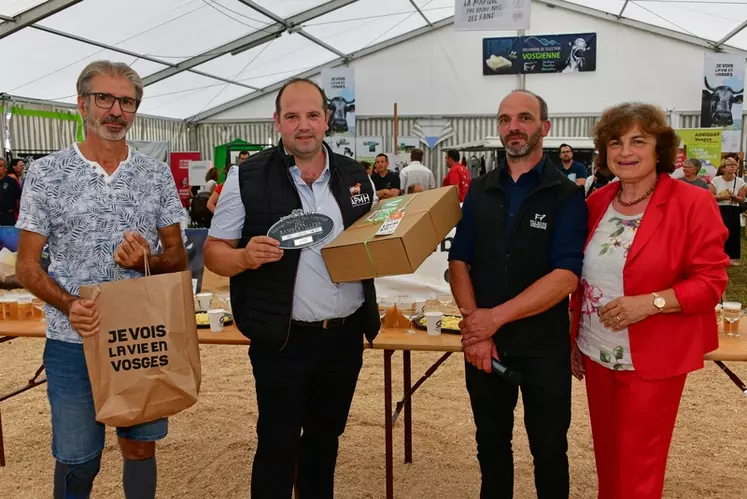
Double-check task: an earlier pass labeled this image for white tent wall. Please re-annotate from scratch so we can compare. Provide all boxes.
[204,2,734,121]
[1,96,190,155]
[6,101,80,153]
[128,116,190,152]
[196,122,278,161]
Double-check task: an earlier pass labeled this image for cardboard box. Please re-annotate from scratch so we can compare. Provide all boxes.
[322,186,462,283]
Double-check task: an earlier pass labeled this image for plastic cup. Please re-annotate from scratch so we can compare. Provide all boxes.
[196,292,213,311]
[415,299,428,316]
[207,308,226,332]
[17,295,33,320]
[425,311,444,336]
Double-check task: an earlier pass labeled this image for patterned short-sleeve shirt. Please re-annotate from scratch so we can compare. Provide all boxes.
[16,144,186,344]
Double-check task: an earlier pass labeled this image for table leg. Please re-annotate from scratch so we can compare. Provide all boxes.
[384,350,394,499]
[0,364,46,467]
[0,409,5,467]
[403,350,412,464]
[714,361,747,395]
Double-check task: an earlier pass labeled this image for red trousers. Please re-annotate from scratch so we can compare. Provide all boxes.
[583,356,687,499]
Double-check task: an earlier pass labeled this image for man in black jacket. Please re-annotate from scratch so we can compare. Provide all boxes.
[448,90,588,498]
[203,78,380,498]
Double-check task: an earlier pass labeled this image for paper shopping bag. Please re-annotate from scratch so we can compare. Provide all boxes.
[79,269,201,427]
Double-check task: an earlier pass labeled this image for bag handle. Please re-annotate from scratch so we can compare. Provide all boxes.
[114,255,151,280]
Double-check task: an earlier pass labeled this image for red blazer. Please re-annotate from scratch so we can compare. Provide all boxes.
[570,174,729,380]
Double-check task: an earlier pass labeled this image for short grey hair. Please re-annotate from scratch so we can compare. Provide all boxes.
[683,158,702,169]
[76,60,144,102]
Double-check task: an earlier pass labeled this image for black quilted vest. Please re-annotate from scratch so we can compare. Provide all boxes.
[469,157,580,357]
[230,140,380,350]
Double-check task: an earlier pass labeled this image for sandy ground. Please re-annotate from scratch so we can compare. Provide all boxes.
[1,336,746,499]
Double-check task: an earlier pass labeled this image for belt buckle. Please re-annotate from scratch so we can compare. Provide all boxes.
[322,318,344,329]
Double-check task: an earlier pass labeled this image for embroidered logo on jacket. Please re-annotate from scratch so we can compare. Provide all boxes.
[529,213,548,230]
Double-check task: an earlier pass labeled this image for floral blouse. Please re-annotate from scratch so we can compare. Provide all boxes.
[577,204,643,371]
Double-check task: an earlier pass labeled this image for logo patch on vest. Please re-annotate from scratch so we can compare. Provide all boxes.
[349,183,361,195]
[351,193,371,207]
[529,213,547,230]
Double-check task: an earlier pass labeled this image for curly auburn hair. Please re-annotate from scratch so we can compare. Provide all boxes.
[593,103,678,175]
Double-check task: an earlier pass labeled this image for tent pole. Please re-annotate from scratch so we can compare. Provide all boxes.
[393,103,399,155]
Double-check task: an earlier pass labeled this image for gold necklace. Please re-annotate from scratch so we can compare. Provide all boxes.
[616,178,658,207]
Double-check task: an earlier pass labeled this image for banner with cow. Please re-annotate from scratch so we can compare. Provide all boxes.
[702,53,744,153]
[483,32,597,75]
[322,67,356,159]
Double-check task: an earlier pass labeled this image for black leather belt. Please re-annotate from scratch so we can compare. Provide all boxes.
[291,316,349,329]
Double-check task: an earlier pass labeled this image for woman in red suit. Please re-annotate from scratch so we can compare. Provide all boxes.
[570,103,729,499]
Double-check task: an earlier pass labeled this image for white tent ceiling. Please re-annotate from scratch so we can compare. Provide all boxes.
[0,0,743,121]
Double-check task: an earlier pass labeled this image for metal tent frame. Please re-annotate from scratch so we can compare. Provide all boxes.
[0,0,745,122]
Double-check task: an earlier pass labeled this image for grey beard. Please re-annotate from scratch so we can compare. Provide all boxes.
[505,131,542,159]
[83,103,131,141]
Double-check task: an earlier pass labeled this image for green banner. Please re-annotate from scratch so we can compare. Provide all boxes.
[10,106,85,142]
[676,128,722,167]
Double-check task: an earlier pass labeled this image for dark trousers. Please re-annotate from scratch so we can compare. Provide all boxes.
[0,211,15,226]
[465,352,571,499]
[720,205,741,260]
[248,315,364,499]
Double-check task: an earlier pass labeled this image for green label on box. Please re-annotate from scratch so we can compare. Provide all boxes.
[366,198,404,224]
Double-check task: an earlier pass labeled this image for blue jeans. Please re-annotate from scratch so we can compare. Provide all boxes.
[44,338,168,465]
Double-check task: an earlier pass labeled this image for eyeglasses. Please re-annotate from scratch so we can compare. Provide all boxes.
[86,92,140,113]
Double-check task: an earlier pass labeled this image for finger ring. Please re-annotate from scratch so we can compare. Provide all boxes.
[614,316,621,323]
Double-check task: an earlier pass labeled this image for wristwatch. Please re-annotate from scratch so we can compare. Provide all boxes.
[652,292,666,312]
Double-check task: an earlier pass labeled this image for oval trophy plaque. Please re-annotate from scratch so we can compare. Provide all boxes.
[267,210,335,250]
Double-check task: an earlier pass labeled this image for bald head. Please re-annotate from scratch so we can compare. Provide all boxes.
[499,90,548,121]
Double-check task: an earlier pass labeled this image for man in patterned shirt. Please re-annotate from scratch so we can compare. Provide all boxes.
[15,61,187,499]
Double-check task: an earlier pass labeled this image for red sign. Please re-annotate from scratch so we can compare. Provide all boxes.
[170,152,201,207]
[675,148,686,169]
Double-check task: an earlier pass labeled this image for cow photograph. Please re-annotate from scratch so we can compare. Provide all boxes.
[326,96,355,135]
[322,67,357,158]
[701,76,744,129]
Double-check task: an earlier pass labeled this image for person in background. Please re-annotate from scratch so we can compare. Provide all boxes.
[0,158,21,226]
[9,158,25,188]
[558,143,587,186]
[359,160,372,176]
[15,60,187,499]
[236,150,250,166]
[407,184,424,194]
[371,153,400,199]
[400,148,436,194]
[442,149,471,202]
[200,167,219,195]
[709,155,744,266]
[206,162,239,213]
[449,90,587,499]
[571,102,729,499]
[586,164,616,198]
[679,159,708,189]
[203,78,380,498]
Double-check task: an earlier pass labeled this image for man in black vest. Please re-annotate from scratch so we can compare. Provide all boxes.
[448,90,588,498]
[203,78,380,498]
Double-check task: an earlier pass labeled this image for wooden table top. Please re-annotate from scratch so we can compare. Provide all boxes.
[370,328,463,352]
[4,319,747,361]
